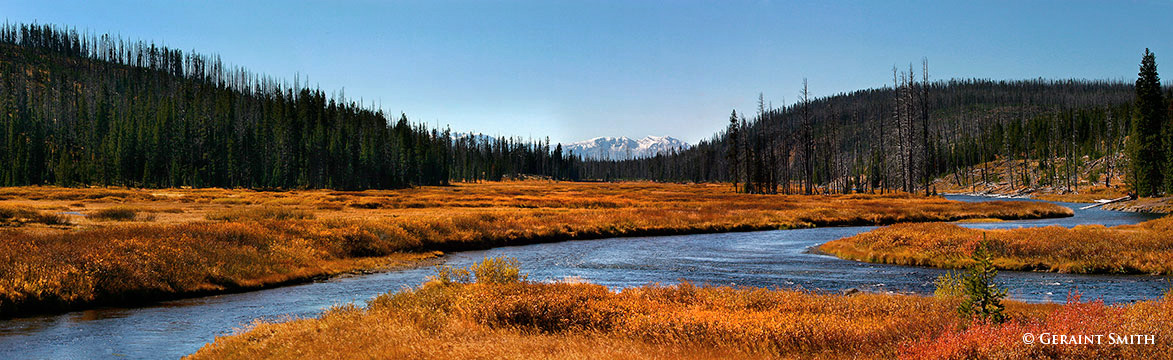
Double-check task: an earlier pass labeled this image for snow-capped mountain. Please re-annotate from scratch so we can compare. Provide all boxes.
[563,136,690,160]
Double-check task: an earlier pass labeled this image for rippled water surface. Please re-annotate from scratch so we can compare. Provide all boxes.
[0,195,1165,359]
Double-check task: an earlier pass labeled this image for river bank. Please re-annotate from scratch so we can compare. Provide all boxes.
[0,182,1074,318]
[189,258,1173,360]
[821,208,1173,275]
[0,194,1160,359]
[942,189,1173,214]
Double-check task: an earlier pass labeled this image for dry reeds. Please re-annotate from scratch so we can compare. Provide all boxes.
[820,216,1173,274]
[0,181,1073,316]
[191,258,1172,360]
[206,207,315,221]
[0,205,68,225]
[89,207,138,221]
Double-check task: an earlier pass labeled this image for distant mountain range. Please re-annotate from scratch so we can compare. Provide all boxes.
[563,136,690,160]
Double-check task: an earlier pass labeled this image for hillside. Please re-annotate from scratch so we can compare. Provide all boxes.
[581,78,1138,195]
[0,22,1152,195]
[927,151,1173,213]
[932,153,1128,200]
[0,23,579,189]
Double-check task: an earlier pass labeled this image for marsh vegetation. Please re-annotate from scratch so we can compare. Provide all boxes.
[190,257,1173,360]
[0,182,1071,316]
[821,215,1173,275]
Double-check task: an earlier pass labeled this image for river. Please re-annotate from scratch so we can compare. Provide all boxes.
[0,195,1165,359]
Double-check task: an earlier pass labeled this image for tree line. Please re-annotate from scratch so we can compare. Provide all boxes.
[583,63,1147,195]
[0,23,580,189]
[6,23,1168,195]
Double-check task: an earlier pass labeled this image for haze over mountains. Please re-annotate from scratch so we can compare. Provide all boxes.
[563,136,690,160]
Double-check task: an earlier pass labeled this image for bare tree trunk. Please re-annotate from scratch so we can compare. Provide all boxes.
[1022,112,1031,188]
[801,78,814,195]
[905,65,916,193]
[1106,112,1114,187]
[981,116,989,189]
[893,66,906,193]
[920,59,930,195]
[1070,113,1077,192]
[879,93,887,194]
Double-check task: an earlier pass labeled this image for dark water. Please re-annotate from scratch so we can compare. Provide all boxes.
[0,195,1165,359]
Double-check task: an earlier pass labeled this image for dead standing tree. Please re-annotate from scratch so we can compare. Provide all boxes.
[921,58,931,195]
[800,79,815,195]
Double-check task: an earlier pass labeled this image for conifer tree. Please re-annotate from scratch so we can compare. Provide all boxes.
[958,238,1007,324]
[726,109,740,190]
[1128,48,1166,196]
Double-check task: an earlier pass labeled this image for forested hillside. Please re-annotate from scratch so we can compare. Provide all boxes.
[581,68,1144,195]
[0,23,579,189]
[4,23,1164,194]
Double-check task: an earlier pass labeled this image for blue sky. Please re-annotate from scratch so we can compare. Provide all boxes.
[2,1,1171,144]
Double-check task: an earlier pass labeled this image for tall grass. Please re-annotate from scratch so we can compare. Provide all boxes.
[205,207,315,221]
[0,205,67,225]
[192,267,960,359]
[0,220,431,316]
[89,206,138,221]
[820,216,1173,274]
[191,258,1173,360]
[0,181,1073,316]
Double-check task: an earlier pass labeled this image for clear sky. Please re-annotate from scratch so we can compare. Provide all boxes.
[2,0,1171,144]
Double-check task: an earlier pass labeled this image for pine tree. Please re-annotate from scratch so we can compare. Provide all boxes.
[1128,48,1166,196]
[726,109,740,191]
[958,238,1007,324]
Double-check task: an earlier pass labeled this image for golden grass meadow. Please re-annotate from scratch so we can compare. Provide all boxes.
[189,257,1173,360]
[0,181,1071,316]
[820,215,1173,275]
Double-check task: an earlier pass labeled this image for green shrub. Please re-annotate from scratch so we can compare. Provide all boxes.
[429,264,471,285]
[1087,166,1104,185]
[933,271,964,298]
[428,255,527,285]
[472,256,527,284]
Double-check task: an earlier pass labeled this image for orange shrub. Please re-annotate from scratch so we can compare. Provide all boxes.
[902,293,1173,359]
[191,272,1173,360]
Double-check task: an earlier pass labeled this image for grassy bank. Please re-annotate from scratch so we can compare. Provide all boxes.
[189,260,1172,359]
[0,181,1072,316]
[820,216,1173,274]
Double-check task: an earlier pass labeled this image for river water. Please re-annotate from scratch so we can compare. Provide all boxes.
[0,196,1165,359]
